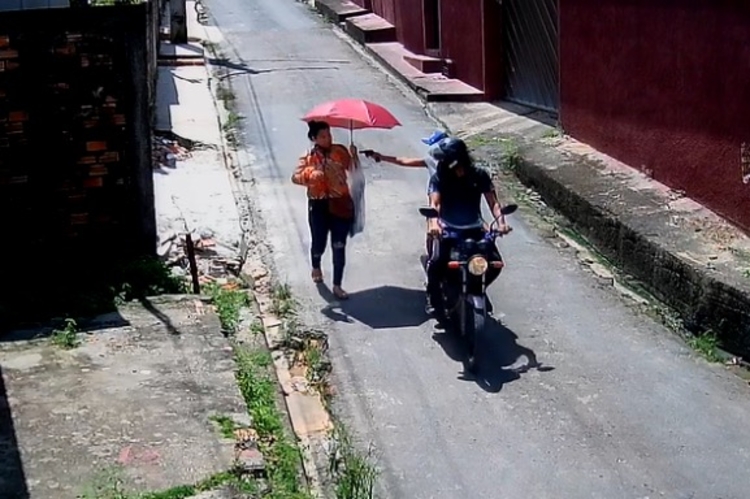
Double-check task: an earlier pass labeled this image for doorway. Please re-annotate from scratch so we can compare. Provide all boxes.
[424,0,441,56]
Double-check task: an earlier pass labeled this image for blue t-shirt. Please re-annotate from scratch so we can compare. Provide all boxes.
[428,167,494,227]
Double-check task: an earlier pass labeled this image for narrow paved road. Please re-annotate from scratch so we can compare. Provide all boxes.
[205,1,750,497]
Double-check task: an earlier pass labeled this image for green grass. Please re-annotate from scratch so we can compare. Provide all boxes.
[235,348,312,499]
[78,468,255,499]
[51,318,81,349]
[499,138,521,170]
[209,414,240,439]
[216,84,236,105]
[113,256,188,304]
[250,319,265,336]
[205,283,250,333]
[541,127,562,139]
[270,283,296,318]
[687,332,722,363]
[329,426,377,499]
[222,111,243,147]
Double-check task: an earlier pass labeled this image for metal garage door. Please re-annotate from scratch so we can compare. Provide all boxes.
[503,0,559,112]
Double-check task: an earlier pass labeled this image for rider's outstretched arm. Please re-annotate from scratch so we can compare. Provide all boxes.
[375,153,427,168]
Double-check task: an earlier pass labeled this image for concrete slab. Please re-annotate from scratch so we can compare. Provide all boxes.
[345,13,396,44]
[160,41,205,59]
[367,42,484,102]
[314,0,369,23]
[154,65,241,263]
[0,299,246,498]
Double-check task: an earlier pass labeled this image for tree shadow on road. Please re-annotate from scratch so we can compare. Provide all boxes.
[317,284,430,330]
[433,317,554,393]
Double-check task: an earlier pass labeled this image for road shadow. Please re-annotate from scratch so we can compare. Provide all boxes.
[432,316,554,393]
[317,284,430,329]
[0,365,29,498]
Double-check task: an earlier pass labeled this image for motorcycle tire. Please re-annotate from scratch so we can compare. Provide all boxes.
[463,302,485,372]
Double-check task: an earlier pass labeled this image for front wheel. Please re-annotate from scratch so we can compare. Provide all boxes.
[463,301,486,372]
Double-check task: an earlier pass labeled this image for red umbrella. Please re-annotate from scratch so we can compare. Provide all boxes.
[302,98,401,142]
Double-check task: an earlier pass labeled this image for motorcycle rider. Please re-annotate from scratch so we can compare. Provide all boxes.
[425,137,511,321]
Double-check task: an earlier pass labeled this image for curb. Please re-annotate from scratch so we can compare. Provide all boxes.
[312,1,750,357]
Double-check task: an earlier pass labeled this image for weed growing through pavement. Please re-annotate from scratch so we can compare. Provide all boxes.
[78,466,128,499]
[216,84,236,106]
[250,319,265,336]
[234,347,312,498]
[51,318,81,349]
[541,127,563,140]
[114,256,188,304]
[499,138,521,170]
[328,426,378,499]
[209,414,240,440]
[271,283,296,318]
[270,284,378,498]
[205,283,250,333]
[222,111,243,147]
[687,331,722,363]
[79,466,256,499]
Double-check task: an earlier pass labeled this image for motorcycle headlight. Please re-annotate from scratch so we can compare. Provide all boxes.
[467,256,489,276]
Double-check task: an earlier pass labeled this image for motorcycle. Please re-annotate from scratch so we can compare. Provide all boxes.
[419,204,518,371]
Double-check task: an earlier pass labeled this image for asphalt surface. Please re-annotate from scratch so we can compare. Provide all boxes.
[204,1,750,497]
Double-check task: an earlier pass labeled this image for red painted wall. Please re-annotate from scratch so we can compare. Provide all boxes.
[395,0,424,55]
[440,0,485,91]
[371,0,397,25]
[560,0,750,231]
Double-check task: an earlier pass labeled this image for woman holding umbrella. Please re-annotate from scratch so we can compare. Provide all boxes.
[292,120,356,300]
[294,99,402,300]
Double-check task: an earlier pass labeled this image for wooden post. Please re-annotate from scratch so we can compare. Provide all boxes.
[185,234,201,294]
[169,0,188,44]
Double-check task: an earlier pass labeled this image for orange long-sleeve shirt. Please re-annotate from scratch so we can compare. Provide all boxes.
[292,144,353,199]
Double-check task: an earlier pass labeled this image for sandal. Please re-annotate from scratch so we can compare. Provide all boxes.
[332,286,349,300]
[311,269,323,283]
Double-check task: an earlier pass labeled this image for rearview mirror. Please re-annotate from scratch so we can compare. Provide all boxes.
[500,204,518,216]
[419,207,439,218]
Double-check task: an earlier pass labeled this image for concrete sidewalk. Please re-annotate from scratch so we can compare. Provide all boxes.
[154,61,244,273]
[0,298,247,498]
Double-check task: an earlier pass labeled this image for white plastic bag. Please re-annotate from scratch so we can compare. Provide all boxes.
[348,155,369,237]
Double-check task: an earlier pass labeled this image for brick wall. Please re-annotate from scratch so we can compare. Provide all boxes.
[0,4,156,272]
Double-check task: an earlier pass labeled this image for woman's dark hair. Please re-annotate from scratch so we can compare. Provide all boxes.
[307,120,330,141]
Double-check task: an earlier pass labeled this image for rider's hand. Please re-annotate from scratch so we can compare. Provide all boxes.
[349,144,358,157]
[498,223,513,235]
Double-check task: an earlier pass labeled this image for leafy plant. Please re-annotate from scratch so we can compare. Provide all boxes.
[51,318,81,349]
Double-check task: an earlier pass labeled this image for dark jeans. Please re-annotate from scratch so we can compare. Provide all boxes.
[426,230,502,314]
[309,199,352,287]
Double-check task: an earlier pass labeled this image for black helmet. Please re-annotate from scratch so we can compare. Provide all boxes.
[429,137,468,167]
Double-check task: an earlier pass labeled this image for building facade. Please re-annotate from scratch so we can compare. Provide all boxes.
[348,0,750,231]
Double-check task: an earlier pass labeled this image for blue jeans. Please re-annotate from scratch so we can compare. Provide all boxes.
[308,199,352,287]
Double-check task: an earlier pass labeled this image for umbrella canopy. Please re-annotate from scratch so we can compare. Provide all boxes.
[302,98,401,131]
